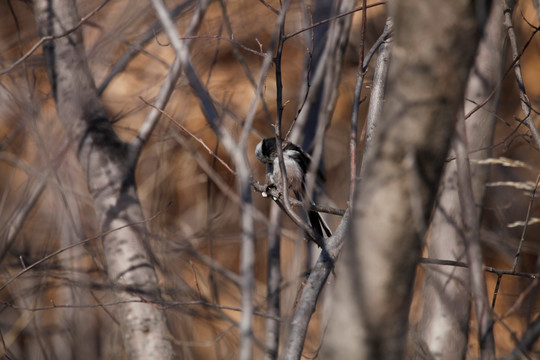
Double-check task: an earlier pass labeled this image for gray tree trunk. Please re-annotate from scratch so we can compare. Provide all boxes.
[419,1,505,358]
[33,0,175,358]
[322,0,481,358]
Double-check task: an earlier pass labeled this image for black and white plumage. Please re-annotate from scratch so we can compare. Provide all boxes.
[255,137,332,239]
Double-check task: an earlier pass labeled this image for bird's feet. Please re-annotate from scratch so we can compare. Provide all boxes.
[262,184,279,201]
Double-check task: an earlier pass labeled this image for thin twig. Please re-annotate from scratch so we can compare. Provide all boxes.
[0,138,71,262]
[138,97,235,174]
[283,14,392,356]
[0,0,110,76]
[181,34,266,57]
[350,17,392,204]
[491,274,503,308]
[507,312,540,359]
[363,18,393,149]
[284,1,386,40]
[349,0,368,205]
[263,8,290,356]
[217,0,273,124]
[264,204,282,360]
[503,1,540,149]
[258,0,279,15]
[270,1,321,248]
[284,1,380,360]
[300,0,356,232]
[491,311,533,360]
[97,1,195,94]
[0,204,172,293]
[419,258,538,279]
[251,180,345,216]
[1,298,283,321]
[502,277,539,319]
[511,173,540,271]
[150,1,261,358]
[130,0,210,164]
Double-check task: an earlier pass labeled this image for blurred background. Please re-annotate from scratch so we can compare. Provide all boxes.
[1,0,540,358]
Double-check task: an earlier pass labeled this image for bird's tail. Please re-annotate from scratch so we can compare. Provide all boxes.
[308,210,332,238]
[293,190,332,243]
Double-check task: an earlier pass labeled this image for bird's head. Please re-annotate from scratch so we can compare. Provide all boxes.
[255,137,278,164]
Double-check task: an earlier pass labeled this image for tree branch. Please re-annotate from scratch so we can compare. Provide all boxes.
[34,0,175,357]
[284,210,350,360]
[97,1,195,94]
[455,110,495,359]
[130,0,210,165]
[503,0,540,150]
[0,0,110,77]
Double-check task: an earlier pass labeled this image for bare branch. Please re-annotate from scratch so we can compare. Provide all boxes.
[284,210,350,360]
[506,313,540,359]
[284,1,386,40]
[363,18,393,151]
[419,1,506,356]
[130,0,210,162]
[0,205,170,293]
[503,0,540,150]
[97,1,195,94]
[348,0,369,205]
[455,110,495,358]
[324,0,482,357]
[420,258,538,279]
[294,0,356,241]
[0,0,110,77]
[251,181,345,216]
[350,17,393,203]
[149,1,265,357]
[512,173,540,271]
[139,96,235,175]
[283,12,393,357]
[0,177,46,262]
[264,203,282,360]
[34,0,175,356]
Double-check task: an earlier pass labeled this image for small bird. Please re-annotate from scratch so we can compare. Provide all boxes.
[255,137,332,240]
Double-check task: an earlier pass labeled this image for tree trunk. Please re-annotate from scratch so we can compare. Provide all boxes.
[33,0,175,358]
[322,0,481,358]
[419,1,505,358]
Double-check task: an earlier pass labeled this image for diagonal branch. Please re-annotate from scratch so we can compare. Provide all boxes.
[97,1,195,94]
[503,0,540,150]
[0,0,110,77]
[149,1,262,358]
[283,211,350,360]
[130,0,210,164]
[284,12,390,358]
[34,0,175,357]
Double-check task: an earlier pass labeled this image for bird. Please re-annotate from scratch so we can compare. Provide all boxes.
[255,137,332,240]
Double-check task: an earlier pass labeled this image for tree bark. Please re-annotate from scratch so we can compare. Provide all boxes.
[322,0,481,358]
[419,1,505,358]
[33,0,175,358]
